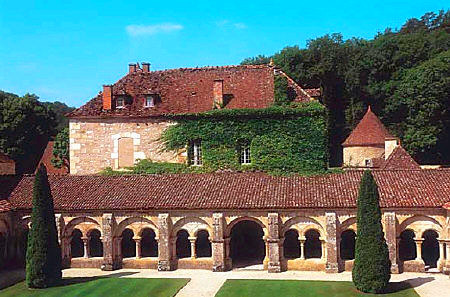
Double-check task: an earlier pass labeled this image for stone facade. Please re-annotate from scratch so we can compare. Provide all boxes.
[0,162,15,175]
[69,118,182,174]
[343,146,384,167]
[11,209,450,274]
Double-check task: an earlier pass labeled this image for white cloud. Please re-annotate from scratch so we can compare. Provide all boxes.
[216,20,247,29]
[126,23,183,37]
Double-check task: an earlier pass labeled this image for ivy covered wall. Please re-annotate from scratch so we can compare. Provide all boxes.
[162,102,327,175]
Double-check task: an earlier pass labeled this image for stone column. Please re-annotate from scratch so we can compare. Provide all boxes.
[325,212,339,273]
[101,213,116,270]
[157,213,174,271]
[299,237,305,259]
[134,237,142,259]
[188,237,196,259]
[415,238,423,261]
[267,212,282,273]
[320,238,327,259]
[445,240,450,274]
[54,214,64,245]
[82,237,89,258]
[211,213,227,271]
[384,212,399,273]
[437,239,445,270]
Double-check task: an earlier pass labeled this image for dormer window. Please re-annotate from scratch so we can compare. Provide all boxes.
[116,97,125,108]
[365,159,373,167]
[144,95,155,108]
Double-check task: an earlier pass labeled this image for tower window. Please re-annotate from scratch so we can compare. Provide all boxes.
[145,96,155,107]
[116,97,125,108]
[190,140,202,166]
[240,143,251,164]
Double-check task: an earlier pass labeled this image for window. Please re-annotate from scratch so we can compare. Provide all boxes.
[191,140,202,166]
[364,159,372,167]
[144,96,155,107]
[116,97,125,108]
[239,143,251,164]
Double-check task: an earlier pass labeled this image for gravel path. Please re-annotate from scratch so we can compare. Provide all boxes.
[61,268,450,297]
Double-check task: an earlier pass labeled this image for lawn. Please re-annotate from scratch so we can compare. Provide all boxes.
[215,279,420,297]
[0,277,189,297]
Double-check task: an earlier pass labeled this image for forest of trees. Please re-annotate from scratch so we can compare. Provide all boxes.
[242,10,450,166]
[0,90,74,173]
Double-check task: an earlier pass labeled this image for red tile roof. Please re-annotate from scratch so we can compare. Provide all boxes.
[381,146,420,170]
[7,170,450,211]
[343,106,394,147]
[0,152,14,164]
[0,176,20,213]
[68,64,316,119]
[36,142,69,175]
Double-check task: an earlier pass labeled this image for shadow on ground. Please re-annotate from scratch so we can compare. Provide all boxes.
[51,271,139,288]
[381,277,434,294]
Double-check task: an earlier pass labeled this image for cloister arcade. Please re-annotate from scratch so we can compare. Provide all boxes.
[6,211,450,274]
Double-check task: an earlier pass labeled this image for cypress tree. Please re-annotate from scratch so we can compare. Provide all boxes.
[26,164,62,288]
[352,170,391,293]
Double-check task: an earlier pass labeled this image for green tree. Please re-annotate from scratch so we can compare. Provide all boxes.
[352,170,391,293]
[26,164,62,288]
[51,128,69,170]
[0,93,57,173]
[42,101,75,133]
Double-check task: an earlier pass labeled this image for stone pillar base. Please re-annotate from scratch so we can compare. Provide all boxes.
[268,262,281,273]
[391,263,400,274]
[101,263,115,271]
[157,260,175,271]
[443,261,450,275]
[325,262,339,273]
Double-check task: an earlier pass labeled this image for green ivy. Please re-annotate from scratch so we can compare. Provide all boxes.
[161,102,328,175]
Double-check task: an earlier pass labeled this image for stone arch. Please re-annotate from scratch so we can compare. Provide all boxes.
[225,216,267,237]
[228,218,266,267]
[172,217,211,238]
[115,217,158,238]
[282,216,324,238]
[398,215,443,237]
[340,217,357,232]
[304,229,322,259]
[64,217,101,238]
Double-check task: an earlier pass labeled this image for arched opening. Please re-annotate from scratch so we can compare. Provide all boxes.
[121,228,135,258]
[230,220,265,267]
[195,230,211,258]
[176,230,191,258]
[88,229,103,257]
[283,229,300,259]
[141,228,158,257]
[304,229,321,259]
[422,230,439,268]
[399,229,416,261]
[70,229,84,258]
[340,230,356,260]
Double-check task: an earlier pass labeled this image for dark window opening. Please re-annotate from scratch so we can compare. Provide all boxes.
[70,229,84,258]
[283,229,300,259]
[340,230,356,260]
[230,220,265,267]
[304,229,322,259]
[89,229,103,257]
[195,230,212,258]
[176,230,191,258]
[399,229,416,261]
[422,230,439,268]
[121,228,136,258]
[141,228,158,257]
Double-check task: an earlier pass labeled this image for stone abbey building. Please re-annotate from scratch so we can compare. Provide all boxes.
[0,63,449,275]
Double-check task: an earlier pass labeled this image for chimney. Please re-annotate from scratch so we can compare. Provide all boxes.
[128,63,137,74]
[213,79,224,108]
[385,137,399,160]
[103,85,113,110]
[142,62,150,72]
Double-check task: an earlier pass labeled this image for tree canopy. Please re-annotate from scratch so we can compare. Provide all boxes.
[242,10,450,166]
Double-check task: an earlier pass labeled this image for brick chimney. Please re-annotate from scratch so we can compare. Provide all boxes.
[213,79,224,108]
[385,137,399,160]
[142,62,150,72]
[103,85,113,110]
[128,63,137,74]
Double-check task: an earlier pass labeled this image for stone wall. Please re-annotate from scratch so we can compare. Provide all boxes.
[69,118,182,174]
[343,146,384,167]
[11,208,450,274]
[0,162,15,175]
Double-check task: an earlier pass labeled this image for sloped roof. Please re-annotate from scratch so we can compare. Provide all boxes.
[0,152,14,164]
[381,146,420,170]
[36,142,69,175]
[68,64,317,119]
[0,176,20,213]
[7,170,450,211]
[343,106,394,147]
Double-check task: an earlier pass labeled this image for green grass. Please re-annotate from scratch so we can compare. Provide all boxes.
[0,277,189,297]
[215,280,420,297]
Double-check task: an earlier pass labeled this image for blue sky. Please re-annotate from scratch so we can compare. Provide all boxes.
[0,1,447,107]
